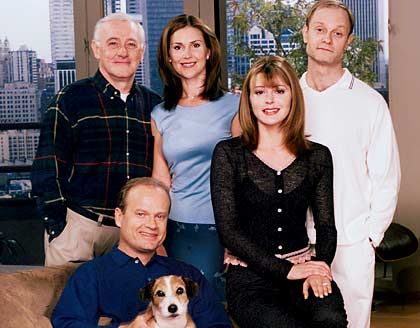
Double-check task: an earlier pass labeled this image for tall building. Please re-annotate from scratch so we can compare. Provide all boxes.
[49,0,75,64]
[343,0,387,87]
[0,38,10,87]
[55,59,76,92]
[7,47,39,87]
[143,0,183,93]
[49,0,76,91]
[126,2,146,86]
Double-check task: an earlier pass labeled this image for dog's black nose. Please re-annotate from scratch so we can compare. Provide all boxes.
[168,304,178,314]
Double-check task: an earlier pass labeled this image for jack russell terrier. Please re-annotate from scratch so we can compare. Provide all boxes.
[140,275,199,328]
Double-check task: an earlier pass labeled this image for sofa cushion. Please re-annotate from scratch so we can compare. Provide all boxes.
[0,264,78,328]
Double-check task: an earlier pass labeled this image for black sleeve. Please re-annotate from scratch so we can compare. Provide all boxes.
[211,141,293,280]
[31,93,73,237]
[310,146,337,265]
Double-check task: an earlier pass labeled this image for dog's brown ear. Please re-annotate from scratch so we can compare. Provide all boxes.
[139,279,155,302]
[182,276,199,299]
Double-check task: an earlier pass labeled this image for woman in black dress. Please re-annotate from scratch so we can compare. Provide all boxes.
[211,56,347,327]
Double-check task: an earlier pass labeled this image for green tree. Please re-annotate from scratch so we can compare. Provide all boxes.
[228,0,381,85]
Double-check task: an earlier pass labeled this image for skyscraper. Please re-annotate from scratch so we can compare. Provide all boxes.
[0,38,11,87]
[343,0,387,87]
[7,47,39,87]
[143,0,183,93]
[49,0,75,63]
[49,0,76,91]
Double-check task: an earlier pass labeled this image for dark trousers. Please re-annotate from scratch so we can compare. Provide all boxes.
[226,266,348,328]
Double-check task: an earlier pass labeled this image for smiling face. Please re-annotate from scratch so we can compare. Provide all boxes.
[249,73,292,130]
[303,6,353,68]
[168,26,210,83]
[91,19,144,86]
[115,185,169,260]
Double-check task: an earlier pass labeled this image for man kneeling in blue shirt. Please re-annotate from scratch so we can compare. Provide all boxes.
[52,177,232,328]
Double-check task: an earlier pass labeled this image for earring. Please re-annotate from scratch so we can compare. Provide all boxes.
[169,58,172,63]
[206,55,209,60]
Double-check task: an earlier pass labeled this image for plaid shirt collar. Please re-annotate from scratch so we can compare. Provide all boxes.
[93,69,141,99]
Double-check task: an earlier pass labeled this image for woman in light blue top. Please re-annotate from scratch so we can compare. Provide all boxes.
[152,14,240,299]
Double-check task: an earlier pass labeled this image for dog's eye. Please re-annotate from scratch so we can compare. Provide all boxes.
[156,290,165,297]
[176,287,184,295]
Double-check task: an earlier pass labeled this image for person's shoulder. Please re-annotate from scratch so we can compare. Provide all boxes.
[158,256,205,282]
[305,141,333,166]
[151,101,171,120]
[349,73,387,106]
[138,85,161,101]
[53,76,94,100]
[219,92,240,103]
[215,92,240,109]
[215,136,242,151]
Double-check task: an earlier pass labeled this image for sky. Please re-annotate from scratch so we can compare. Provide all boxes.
[0,0,51,62]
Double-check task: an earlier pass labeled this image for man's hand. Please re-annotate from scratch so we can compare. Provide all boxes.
[119,307,154,328]
[302,274,332,300]
[38,199,67,242]
[45,219,66,242]
[287,261,332,281]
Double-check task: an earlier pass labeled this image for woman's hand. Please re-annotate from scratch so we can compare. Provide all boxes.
[286,261,332,281]
[302,274,332,300]
[224,249,248,267]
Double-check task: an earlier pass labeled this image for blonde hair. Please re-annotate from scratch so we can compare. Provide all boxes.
[306,0,354,35]
[117,177,170,213]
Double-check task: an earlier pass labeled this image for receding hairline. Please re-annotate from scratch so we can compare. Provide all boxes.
[117,177,171,212]
[93,13,145,45]
[306,1,354,35]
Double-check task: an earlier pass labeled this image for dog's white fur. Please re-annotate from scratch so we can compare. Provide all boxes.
[140,275,198,328]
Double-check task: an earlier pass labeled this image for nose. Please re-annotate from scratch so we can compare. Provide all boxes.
[265,91,274,103]
[145,216,157,229]
[168,304,178,314]
[323,32,332,44]
[116,45,128,56]
[182,46,192,58]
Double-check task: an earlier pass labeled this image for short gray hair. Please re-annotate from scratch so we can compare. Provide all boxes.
[93,12,145,45]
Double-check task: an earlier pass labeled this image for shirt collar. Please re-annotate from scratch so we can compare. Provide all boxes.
[110,246,168,268]
[300,68,354,93]
[93,70,140,99]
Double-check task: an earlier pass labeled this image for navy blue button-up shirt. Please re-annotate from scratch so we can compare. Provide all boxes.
[52,247,232,328]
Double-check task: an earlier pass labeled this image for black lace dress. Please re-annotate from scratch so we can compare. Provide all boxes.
[211,137,347,328]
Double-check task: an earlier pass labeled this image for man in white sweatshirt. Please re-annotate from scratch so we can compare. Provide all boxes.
[300,1,401,327]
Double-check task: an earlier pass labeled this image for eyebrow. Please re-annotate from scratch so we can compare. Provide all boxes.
[171,39,203,45]
[312,21,347,29]
[105,37,138,42]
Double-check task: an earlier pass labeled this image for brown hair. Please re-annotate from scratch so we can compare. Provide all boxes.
[157,14,225,110]
[117,177,170,213]
[306,0,354,35]
[239,56,308,155]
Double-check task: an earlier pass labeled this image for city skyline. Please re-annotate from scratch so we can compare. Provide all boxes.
[0,0,389,65]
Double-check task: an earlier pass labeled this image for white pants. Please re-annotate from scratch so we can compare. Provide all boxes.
[44,208,120,266]
[332,238,375,328]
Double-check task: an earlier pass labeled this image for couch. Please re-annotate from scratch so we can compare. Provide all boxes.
[0,264,78,328]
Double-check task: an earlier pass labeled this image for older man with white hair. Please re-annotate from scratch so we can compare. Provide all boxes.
[32,13,161,266]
